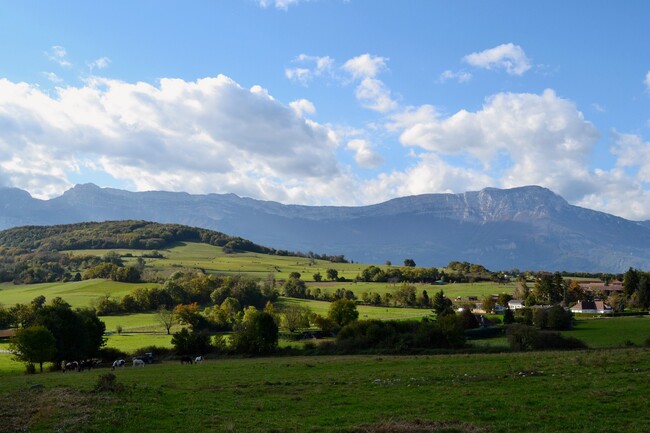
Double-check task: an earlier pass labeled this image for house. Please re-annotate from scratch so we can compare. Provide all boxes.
[0,329,16,340]
[578,280,624,297]
[570,300,613,314]
[508,299,525,310]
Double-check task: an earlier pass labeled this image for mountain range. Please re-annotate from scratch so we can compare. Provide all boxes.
[1,183,650,273]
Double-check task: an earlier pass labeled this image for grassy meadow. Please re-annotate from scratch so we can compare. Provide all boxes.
[1,349,649,433]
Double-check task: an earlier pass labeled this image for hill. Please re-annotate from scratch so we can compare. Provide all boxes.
[2,184,650,272]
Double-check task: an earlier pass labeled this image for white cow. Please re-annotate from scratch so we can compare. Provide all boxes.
[133,358,145,367]
[194,356,204,364]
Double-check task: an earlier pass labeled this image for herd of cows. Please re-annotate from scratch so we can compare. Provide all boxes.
[59,354,205,372]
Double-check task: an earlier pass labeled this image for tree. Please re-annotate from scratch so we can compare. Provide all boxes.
[326,268,339,281]
[328,299,359,327]
[34,301,105,365]
[481,295,496,314]
[283,276,307,298]
[231,310,278,355]
[174,303,202,330]
[172,328,212,355]
[156,305,176,335]
[10,326,56,373]
[623,267,640,298]
[431,290,454,316]
[313,272,322,282]
[403,258,416,267]
[282,305,311,332]
[497,293,512,307]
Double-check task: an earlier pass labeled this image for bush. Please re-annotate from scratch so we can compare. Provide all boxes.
[231,311,278,355]
[172,328,213,355]
[506,324,587,351]
[98,347,128,362]
[335,318,465,353]
[94,373,126,393]
[506,324,539,351]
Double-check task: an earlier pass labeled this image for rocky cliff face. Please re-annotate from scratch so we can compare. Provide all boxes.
[1,183,649,272]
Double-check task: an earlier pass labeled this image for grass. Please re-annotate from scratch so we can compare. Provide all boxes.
[0,279,157,309]
[276,297,433,321]
[0,349,649,432]
[565,316,650,347]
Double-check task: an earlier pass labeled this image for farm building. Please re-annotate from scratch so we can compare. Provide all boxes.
[570,300,613,314]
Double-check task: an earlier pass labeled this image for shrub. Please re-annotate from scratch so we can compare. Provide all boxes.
[94,373,126,393]
[230,311,278,355]
[506,324,587,351]
[506,324,539,351]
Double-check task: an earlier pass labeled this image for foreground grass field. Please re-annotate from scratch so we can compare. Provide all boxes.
[0,349,649,433]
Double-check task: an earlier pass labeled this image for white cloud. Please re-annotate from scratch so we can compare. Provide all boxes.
[258,0,303,10]
[341,54,397,113]
[289,99,316,117]
[285,54,333,85]
[346,139,383,168]
[342,54,388,79]
[360,153,493,203]
[43,72,63,83]
[355,78,397,113]
[645,71,650,92]
[46,45,72,68]
[463,43,531,76]
[0,75,348,202]
[438,69,472,83]
[390,89,600,203]
[88,57,111,71]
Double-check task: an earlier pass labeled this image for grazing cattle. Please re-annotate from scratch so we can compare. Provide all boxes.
[63,361,79,372]
[180,356,193,365]
[112,359,126,370]
[194,356,203,364]
[133,358,145,367]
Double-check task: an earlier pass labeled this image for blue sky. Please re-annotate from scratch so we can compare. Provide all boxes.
[1,0,649,219]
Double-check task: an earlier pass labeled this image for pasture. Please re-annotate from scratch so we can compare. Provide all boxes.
[0,349,649,433]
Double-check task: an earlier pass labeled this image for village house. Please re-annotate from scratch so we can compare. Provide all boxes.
[570,300,613,314]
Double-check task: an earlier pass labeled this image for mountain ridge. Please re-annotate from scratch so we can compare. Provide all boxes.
[1,183,649,272]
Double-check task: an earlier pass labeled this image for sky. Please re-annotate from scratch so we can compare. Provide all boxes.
[1,1,650,220]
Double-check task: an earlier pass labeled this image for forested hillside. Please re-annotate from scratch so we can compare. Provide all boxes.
[0,220,273,253]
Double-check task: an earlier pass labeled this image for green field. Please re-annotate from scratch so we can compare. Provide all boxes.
[0,279,157,308]
[565,316,650,347]
[0,349,649,432]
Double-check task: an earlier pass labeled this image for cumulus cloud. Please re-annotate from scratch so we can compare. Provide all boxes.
[463,43,531,75]
[360,153,493,203]
[0,75,347,201]
[342,54,388,79]
[389,89,600,203]
[258,0,303,10]
[43,72,63,83]
[346,139,384,168]
[88,57,111,71]
[46,45,72,68]
[438,70,472,83]
[289,98,316,117]
[285,54,334,85]
[342,54,397,113]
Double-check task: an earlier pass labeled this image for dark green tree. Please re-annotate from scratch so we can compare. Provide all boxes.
[10,325,57,373]
[623,267,639,298]
[231,310,278,355]
[172,328,212,355]
[328,299,359,327]
[403,258,416,267]
[326,268,339,281]
[431,290,454,316]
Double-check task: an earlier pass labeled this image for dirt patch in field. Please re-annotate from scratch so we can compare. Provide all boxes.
[348,420,488,433]
[0,386,111,433]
